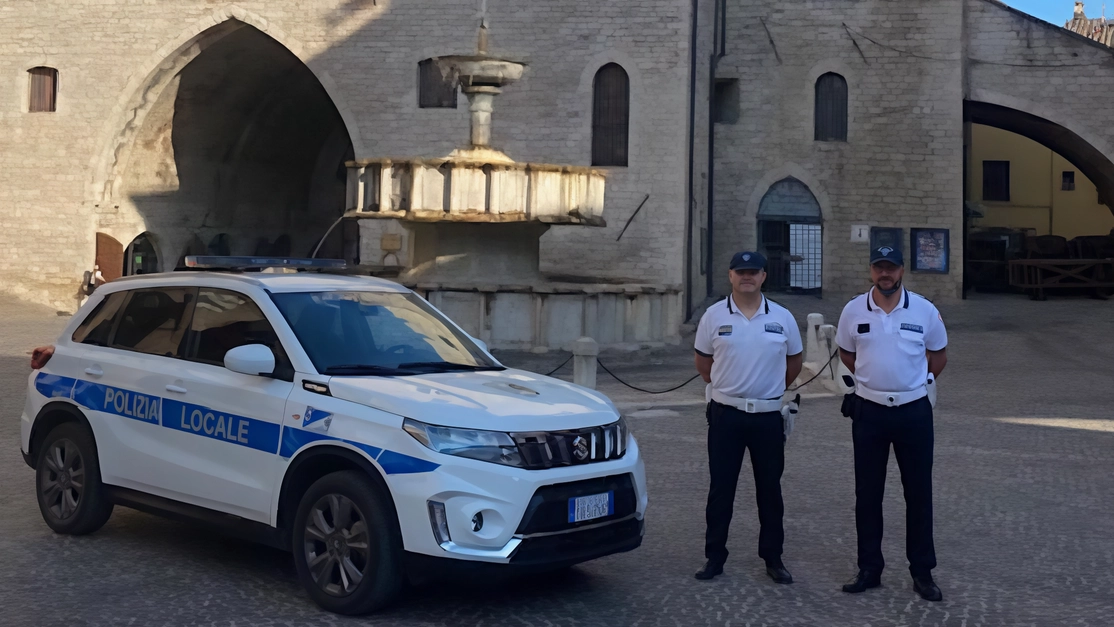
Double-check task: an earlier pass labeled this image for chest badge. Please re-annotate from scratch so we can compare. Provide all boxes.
[764,323,784,334]
[857,323,871,334]
[717,325,733,337]
[900,323,924,334]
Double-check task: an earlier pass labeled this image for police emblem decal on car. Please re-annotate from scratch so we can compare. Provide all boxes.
[303,406,333,432]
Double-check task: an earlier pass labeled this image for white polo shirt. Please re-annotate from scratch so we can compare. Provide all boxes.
[835,288,947,394]
[695,295,804,400]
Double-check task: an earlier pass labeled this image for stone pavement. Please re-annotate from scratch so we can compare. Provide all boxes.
[1,291,1113,626]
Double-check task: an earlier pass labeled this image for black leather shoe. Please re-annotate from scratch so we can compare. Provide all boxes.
[912,574,943,602]
[694,560,724,580]
[765,560,793,584]
[841,570,881,593]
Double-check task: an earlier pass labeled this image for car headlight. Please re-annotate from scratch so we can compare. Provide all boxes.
[403,418,523,467]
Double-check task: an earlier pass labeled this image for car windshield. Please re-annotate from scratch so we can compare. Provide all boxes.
[271,291,501,376]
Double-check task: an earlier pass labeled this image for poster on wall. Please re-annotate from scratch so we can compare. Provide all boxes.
[911,228,950,274]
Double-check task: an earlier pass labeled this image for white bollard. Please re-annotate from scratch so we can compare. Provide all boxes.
[572,337,600,389]
[805,313,825,366]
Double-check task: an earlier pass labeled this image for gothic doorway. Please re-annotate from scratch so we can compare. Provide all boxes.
[756,178,823,295]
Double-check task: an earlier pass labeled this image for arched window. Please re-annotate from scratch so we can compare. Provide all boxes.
[814,73,847,142]
[592,63,630,166]
[28,67,58,113]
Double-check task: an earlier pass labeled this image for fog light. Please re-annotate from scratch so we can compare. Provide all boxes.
[428,501,451,544]
[471,511,484,532]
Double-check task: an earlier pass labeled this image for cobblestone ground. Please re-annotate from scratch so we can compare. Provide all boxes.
[1,290,1112,626]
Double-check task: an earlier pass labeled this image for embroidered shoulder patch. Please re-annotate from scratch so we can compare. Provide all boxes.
[717,325,733,336]
[900,323,924,334]
[764,323,784,334]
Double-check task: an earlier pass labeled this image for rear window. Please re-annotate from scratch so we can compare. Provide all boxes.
[72,292,127,346]
[111,287,197,357]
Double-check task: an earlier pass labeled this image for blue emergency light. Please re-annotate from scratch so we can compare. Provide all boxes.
[181,256,347,271]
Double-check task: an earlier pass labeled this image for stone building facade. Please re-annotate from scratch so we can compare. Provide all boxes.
[2,0,1113,348]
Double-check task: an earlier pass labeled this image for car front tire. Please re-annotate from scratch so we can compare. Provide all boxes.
[35,422,113,535]
[291,470,403,615]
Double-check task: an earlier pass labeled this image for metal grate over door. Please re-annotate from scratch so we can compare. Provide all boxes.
[759,220,822,295]
[789,223,822,292]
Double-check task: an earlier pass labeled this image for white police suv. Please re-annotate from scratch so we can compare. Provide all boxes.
[20,257,647,615]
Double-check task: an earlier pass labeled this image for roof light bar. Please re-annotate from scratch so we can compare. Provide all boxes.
[182,256,347,270]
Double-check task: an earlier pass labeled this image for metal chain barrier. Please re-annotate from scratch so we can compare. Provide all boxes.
[542,354,573,376]
[595,359,702,395]
[537,349,840,395]
[788,349,840,392]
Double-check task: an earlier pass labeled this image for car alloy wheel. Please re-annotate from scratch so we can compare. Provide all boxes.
[39,438,85,521]
[303,494,372,597]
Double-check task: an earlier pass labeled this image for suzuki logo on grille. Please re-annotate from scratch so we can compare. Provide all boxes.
[571,436,590,461]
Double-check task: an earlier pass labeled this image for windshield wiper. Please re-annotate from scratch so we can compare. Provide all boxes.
[397,361,506,372]
[322,364,418,376]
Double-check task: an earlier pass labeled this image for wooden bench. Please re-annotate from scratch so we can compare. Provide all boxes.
[1008,258,1114,300]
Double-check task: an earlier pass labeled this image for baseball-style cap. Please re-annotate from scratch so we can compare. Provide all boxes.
[729,251,767,270]
[870,246,904,266]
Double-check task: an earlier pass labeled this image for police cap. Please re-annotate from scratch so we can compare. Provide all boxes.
[870,246,904,267]
[729,251,767,271]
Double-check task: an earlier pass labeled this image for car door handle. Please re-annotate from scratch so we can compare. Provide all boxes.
[84,367,103,377]
[165,384,188,394]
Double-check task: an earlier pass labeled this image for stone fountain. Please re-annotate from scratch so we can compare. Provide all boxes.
[338,24,679,353]
[344,24,607,226]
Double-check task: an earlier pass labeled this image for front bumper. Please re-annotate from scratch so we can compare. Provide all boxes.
[404,517,643,583]
[388,435,648,564]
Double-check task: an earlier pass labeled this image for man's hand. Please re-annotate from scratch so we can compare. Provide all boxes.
[31,345,55,370]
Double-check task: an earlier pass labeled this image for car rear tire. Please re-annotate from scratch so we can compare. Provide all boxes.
[291,470,403,615]
[35,422,113,535]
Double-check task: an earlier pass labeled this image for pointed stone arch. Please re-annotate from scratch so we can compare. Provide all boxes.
[88,5,364,204]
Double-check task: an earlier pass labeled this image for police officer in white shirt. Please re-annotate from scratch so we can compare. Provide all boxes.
[836,246,948,602]
[693,251,803,584]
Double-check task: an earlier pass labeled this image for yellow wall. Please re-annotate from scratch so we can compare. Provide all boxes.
[968,124,1114,239]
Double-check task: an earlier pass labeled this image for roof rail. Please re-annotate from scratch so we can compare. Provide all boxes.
[179,256,347,272]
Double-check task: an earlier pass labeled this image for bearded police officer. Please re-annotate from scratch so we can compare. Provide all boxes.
[693,251,803,583]
[836,246,948,602]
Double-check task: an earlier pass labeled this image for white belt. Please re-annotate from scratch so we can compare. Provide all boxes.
[711,390,783,414]
[855,384,928,408]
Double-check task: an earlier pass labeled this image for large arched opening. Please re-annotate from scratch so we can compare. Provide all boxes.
[964,101,1114,295]
[105,21,356,270]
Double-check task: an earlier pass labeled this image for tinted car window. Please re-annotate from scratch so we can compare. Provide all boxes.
[72,292,127,346]
[186,288,288,368]
[111,288,196,357]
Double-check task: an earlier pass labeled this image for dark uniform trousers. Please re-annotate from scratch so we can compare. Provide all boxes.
[705,400,784,564]
[852,396,936,576]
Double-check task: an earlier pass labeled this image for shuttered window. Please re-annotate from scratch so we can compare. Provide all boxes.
[592,63,630,166]
[814,73,847,142]
[28,67,58,113]
[418,59,457,109]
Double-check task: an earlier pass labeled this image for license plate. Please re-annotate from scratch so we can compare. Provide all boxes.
[568,491,614,523]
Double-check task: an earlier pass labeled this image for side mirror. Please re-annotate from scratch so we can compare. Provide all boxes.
[224,344,276,377]
[472,337,489,353]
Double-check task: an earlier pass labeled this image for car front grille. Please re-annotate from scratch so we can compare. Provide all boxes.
[511,421,627,470]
